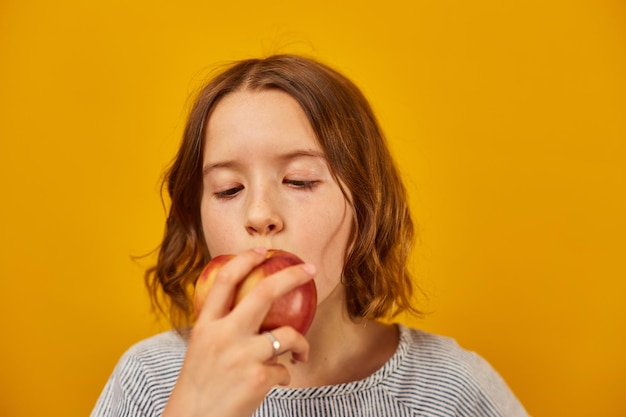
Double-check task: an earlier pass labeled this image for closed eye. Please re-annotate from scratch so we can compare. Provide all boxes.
[284,179,318,190]
[214,185,244,199]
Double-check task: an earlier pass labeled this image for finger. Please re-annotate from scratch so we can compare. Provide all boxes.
[197,248,268,321]
[244,362,291,389]
[265,363,292,387]
[230,263,316,332]
[255,327,310,363]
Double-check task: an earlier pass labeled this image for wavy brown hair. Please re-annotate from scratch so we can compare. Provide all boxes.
[146,54,422,332]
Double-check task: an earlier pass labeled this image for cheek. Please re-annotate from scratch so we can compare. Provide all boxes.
[306,199,354,300]
[200,202,239,256]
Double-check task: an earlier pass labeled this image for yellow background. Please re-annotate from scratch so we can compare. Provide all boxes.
[1,1,625,416]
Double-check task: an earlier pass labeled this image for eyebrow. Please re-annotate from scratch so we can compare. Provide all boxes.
[202,149,326,177]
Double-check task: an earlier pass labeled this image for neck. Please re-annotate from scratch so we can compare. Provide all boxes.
[277,289,399,388]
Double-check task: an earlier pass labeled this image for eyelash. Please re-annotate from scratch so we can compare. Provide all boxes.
[214,185,244,200]
[213,180,318,200]
[284,179,318,190]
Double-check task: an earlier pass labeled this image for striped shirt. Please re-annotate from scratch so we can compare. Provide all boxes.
[91,325,528,416]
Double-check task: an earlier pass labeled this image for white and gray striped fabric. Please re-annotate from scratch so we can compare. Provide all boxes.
[91,325,528,416]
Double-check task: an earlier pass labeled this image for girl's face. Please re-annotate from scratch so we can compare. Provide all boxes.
[200,89,353,306]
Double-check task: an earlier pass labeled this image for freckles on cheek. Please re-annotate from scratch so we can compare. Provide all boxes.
[201,206,237,255]
[204,223,236,256]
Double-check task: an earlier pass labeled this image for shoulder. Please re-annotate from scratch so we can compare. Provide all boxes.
[110,331,186,402]
[390,326,489,394]
[91,331,187,417]
[401,326,485,372]
[115,330,187,381]
[122,330,188,361]
[386,325,528,416]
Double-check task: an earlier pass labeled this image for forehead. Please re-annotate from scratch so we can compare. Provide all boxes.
[203,89,323,160]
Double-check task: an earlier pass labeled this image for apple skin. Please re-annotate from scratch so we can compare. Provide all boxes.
[193,249,317,335]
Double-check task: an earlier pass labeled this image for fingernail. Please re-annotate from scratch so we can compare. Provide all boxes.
[301,263,316,275]
[253,247,268,255]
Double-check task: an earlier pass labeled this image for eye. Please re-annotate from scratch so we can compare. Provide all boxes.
[284,179,318,190]
[214,185,244,200]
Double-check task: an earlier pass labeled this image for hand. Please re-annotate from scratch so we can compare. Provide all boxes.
[163,248,315,417]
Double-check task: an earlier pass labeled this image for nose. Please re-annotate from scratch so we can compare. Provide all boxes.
[244,192,284,236]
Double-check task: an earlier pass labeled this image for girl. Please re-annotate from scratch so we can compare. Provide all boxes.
[92,54,528,417]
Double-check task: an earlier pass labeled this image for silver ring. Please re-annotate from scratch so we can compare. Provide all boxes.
[262,331,281,357]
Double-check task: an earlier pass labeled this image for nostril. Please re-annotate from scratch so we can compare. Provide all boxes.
[246,223,277,235]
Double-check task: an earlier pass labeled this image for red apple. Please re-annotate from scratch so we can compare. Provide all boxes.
[193,249,317,335]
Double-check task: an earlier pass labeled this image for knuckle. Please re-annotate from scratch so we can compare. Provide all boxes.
[214,268,239,287]
[254,280,275,299]
[245,364,271,390]
[276,328,296,346]
[189,322,223,350]
[282,325,301,341]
